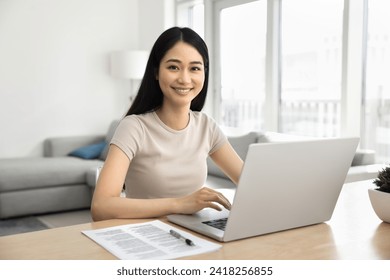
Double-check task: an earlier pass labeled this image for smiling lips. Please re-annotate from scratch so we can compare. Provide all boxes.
[173,87,193,94]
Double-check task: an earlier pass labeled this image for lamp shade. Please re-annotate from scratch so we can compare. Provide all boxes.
[110,50,149,79]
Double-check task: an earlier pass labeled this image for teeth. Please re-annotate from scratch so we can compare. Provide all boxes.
[175,88,191,94]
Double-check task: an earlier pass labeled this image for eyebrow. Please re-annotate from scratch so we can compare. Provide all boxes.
[165,58,203,65]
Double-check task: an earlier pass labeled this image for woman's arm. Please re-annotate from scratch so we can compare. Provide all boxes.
[91,145,231,221]
[209,142,244,185]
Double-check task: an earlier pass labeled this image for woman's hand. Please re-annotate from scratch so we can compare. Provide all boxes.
[175,187,232,214]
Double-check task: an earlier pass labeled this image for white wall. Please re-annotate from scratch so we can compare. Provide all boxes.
[138,0,175,50]
[0,0,140,158]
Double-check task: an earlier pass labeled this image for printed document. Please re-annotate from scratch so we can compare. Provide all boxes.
[82,220,221,260]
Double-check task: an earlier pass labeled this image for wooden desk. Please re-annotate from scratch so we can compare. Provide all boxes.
[1,180,389,260]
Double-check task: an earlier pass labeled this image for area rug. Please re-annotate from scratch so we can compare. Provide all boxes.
[0,216,49,236]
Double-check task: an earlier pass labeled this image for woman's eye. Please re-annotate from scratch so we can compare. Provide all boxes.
[168,65,179,70]
[191,66,203,71]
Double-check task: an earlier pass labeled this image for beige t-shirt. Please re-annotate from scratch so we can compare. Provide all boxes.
[111,111,227,199]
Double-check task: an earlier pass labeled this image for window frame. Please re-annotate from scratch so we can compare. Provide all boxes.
[177,0,372,142]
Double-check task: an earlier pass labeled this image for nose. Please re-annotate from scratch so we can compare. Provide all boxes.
[178,70,191,84]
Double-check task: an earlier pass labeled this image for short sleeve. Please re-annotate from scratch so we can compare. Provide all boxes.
[208,116,228,155]
[110,116,144,160]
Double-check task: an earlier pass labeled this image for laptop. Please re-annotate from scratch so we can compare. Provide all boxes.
[167,137,359,242]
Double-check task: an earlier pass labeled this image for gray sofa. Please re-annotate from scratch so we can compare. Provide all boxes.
[206,131,380,189]
[0,121,381,219]
[0,121,119,219]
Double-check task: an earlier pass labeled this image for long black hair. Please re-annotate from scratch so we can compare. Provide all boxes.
[126,27,209,116]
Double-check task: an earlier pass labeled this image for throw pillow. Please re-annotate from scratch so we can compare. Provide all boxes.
[69,141,107,160]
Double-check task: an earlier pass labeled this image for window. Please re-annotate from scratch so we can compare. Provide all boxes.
[175,0,390,164]
[176,0,204,38]
[280,0,344,137]
[219,1,267,131]
[363,0,390,162]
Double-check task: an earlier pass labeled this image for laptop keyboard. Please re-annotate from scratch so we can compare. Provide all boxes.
[202,218,228,231]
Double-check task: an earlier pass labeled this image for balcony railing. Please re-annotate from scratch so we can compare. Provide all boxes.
[221,98,340,137]
[221,98,390,163]
[280,99,340,138]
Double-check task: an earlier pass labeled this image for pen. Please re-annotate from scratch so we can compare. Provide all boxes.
[169,229,195,246]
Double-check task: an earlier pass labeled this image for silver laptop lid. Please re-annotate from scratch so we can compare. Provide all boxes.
[223,137,359,241]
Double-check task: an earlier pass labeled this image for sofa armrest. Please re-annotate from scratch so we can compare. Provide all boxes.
[351,149,376,166]
[257,131,314,143]
[207,132,258,179]
[43,135,105,157]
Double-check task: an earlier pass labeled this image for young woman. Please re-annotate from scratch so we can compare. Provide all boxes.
[91,27,244,221]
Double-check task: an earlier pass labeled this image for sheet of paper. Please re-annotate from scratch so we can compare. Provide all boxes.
[82,220,221,260]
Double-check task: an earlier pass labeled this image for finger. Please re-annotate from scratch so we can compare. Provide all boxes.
[203,191,231,210]
[222,197,232,210]
[211,190,231,210]
[203,201,222,211]
[217,194,232,210]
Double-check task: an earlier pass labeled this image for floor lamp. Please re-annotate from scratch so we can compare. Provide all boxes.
[110,50,149,101]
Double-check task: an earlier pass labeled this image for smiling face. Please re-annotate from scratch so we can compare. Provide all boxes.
[157,41,205,110]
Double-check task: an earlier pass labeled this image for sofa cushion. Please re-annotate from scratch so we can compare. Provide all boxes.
[207,132,259,179]
[0,184,92,219]
[99,120,120,160]
[43,135,105,157]
[0,157,103,192]
[257,131,312,143]
[68,141,106,159]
